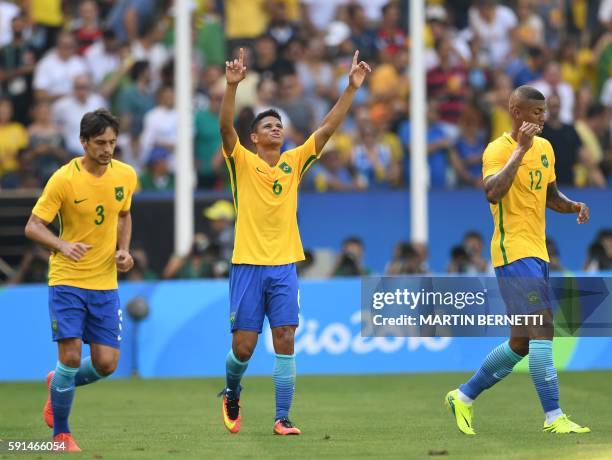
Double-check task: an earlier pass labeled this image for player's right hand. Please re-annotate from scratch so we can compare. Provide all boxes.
[59,241,92,262]
[517,121,541,151]
[225,48,247,85]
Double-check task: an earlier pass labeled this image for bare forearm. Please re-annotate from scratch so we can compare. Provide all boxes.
[25,219,62,251]
[220,83,238,133]
[117,214,132,251]
[484,147,526,203]
[319,85,356,137]
[546,187,578,213]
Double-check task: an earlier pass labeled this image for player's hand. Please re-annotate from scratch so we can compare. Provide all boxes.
[348,50,372,89]
[517,121,541,152]
[574,202,590,224]
[59,241,92,262]
[115,249,134,272]
[225,48,247,85]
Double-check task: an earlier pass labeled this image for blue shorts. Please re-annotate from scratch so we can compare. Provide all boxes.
[48,285,123,349]
[494,257,551,314]
[229,263,299,333]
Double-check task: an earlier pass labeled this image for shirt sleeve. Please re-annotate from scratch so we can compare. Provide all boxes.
[481,142,505,179]
[121,167,138,212]
[32,171,65,222]
[296,134,319,181]
[222,137,245,160]
[546,140,556,183]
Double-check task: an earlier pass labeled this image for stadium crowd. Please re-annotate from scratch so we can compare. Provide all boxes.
[1,0,612,191]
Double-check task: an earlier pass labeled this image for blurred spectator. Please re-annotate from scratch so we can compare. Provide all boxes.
[295,37,334,122]
[450,106,486,187]
[399,100,453,188]
[332,236,370,276]
[9,245,50,284]
[278,72,314,141]
[540,92,583,186]
[301,0,345,32]
[468,0,518,68]
[202,200,235,263]
[26,0,64,55]
[252,34,294,80]
[546,237,563,272]
[117,60,156,140]
[131,20,170,91]
[0,97,28,177]
[52,74,108,156]
[346,3,377,62]
[107,0,162,44]
[162,232,227,279]
[426,36,468,133]
[376,1,406,59]
[253,77,293,131]
[531,61,575,123]
[0,148,38,189]
[584,229,612,271]
[32,31,87,102]
[139,146,174,190]
[266,0,299,49]
[304,139,364,192]
[462,231,490,273]
[0,0,19,48]
[447,245,471,273]
[574,103,608,187]
[352,121,399,189]
[486,73,513,141]
[27,99,68,185]
[139,86,177,167]
[515,0,545,48]
[507,45,546,88]
[369,46,409,101]
[0,13,36,125]
[194,80,223,188]
[71,0,101,55]
[84,29,122,88]
[386,242,425,275]
[224,0,270,49]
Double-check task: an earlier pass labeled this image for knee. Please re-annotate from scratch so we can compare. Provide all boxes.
[93,358,118,377]
[273,326,295,352]
[234,342,255,362]
[60,351,82,369]
[508,337,529,357]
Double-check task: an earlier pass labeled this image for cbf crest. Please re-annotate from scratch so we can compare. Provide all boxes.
[541,154,549,168]
[115,186,124,201]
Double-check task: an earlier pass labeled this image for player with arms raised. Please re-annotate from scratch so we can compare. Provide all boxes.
[446,86,591,435]
[25,109,138,451]
[218,48,370,435]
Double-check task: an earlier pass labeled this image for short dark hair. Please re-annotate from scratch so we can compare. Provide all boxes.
[514,85,545,101]
[463,231,483,242]
[250,109,282,132]
[80,108,119,140]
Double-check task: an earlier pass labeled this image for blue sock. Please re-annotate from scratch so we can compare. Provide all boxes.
[74,357,104,387]
[459,340,523,400]
[51,362,78,436]
[529,339,560,412]
[273,354,296,421]
[225,350,248,396]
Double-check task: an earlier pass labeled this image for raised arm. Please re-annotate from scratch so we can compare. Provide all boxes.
[314,50,371,154]
[546,181,590,223]
[220,48,247,155]
[483,122,540,203]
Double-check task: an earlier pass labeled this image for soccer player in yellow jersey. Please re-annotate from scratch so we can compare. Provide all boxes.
[218,48,370,435]
[24,109,138,451]
[446,86,591,435]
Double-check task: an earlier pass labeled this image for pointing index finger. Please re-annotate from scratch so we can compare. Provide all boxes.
[352,50,359,66]
[239,47,245,64]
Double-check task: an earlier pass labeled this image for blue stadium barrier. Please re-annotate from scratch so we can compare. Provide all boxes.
[2,278,612,381]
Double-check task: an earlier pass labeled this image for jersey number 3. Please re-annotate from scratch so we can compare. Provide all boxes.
[95,205,105,225]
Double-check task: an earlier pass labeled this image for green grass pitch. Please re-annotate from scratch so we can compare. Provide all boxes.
[2,372,611,459]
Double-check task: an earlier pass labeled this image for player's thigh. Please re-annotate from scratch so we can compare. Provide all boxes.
[49,285,88,343]
[90,343,120,376]
[265,264,299,329]
[229,264,266,333]
[83,289,123,350]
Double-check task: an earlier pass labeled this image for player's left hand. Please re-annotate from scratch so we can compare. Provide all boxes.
[115,249,134,272]
[348,50,372,89]
[574,202,590,224]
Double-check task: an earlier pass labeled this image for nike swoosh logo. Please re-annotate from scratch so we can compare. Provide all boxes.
[544,376,556,382]
[56,386,74,393]
[74,199,88,204]
[256,167,265,174]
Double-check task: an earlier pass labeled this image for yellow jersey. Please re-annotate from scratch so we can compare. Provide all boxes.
[224,135,320,265]
[32,158,137,289]
[482,133,556,267]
